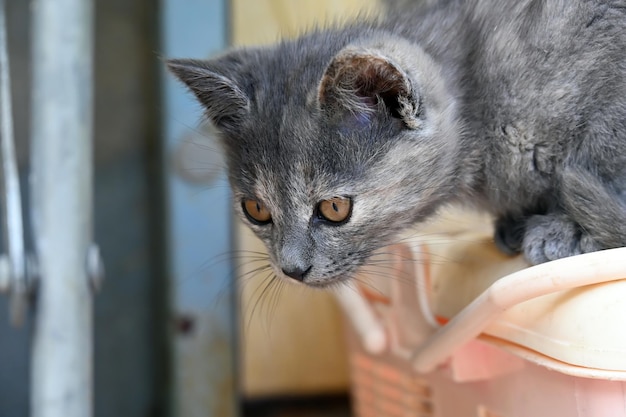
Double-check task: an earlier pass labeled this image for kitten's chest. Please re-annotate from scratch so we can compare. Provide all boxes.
[497,121,561,175]
[479,119,565,214]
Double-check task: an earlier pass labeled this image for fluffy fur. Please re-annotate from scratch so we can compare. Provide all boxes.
[168,0,626,287]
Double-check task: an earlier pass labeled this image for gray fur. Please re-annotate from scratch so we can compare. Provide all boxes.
[168,0,626,286]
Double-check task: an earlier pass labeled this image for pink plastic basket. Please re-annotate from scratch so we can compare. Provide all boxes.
[337,239,626,417]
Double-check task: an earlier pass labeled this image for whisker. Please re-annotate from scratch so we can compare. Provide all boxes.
[266,276,286,330]
[238,264,273,281]
[245,271,275,333]
[256,274,281,336]
[347,276,389,298]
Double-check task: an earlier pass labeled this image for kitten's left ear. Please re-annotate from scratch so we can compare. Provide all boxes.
[318,49,422,129]
[166,57,250,133]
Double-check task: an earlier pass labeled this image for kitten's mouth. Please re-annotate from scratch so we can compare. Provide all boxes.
[299,266,364,288]
[298,247,403,288]
[276,267,356,288]
[274,255,370,288]
[303,274,352,288]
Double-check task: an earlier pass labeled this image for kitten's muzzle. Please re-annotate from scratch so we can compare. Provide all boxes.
[281,265,312,282]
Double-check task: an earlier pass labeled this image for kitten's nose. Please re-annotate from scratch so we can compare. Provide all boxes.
[281,265,312,281]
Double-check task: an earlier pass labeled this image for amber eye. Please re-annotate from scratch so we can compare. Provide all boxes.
[316,197,353,225]
[242,199,272,225]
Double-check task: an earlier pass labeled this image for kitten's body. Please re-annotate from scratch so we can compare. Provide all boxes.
[170,0,626,286]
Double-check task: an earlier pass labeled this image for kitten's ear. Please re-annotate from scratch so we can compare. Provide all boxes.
[167,58,250,132]
[318,50,422,129]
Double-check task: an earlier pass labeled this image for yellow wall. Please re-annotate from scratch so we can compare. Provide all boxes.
[232,0,380,45]
[231,0,381,398]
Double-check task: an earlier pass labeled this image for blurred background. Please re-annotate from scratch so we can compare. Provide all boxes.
[0,0,379,416]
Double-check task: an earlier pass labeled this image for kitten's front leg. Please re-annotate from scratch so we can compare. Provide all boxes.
[522,212,601,264]
[494,214,526,256]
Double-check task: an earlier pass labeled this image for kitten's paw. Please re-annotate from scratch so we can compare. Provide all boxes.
[522,214,582,264]
[494,215,525,256]
[580,233,602,254]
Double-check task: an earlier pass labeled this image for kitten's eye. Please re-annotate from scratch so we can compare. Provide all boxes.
[242,199,272,225]
[316,197,352,225]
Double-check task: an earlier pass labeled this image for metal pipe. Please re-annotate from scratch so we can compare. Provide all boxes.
[30,0,94,415]
[0,0,27,324]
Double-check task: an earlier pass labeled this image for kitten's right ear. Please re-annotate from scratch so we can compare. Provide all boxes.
[167,58,250,132]
[317,49,422,129]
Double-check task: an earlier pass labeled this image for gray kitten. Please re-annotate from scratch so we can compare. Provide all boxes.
[168,0,626,287]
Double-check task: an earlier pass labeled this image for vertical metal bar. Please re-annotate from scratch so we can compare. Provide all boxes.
[30,0,94,416]
[0,0,27,324]
[162,0,238,415]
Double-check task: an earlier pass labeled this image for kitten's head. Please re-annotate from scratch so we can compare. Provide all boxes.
[168,33,460,287]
